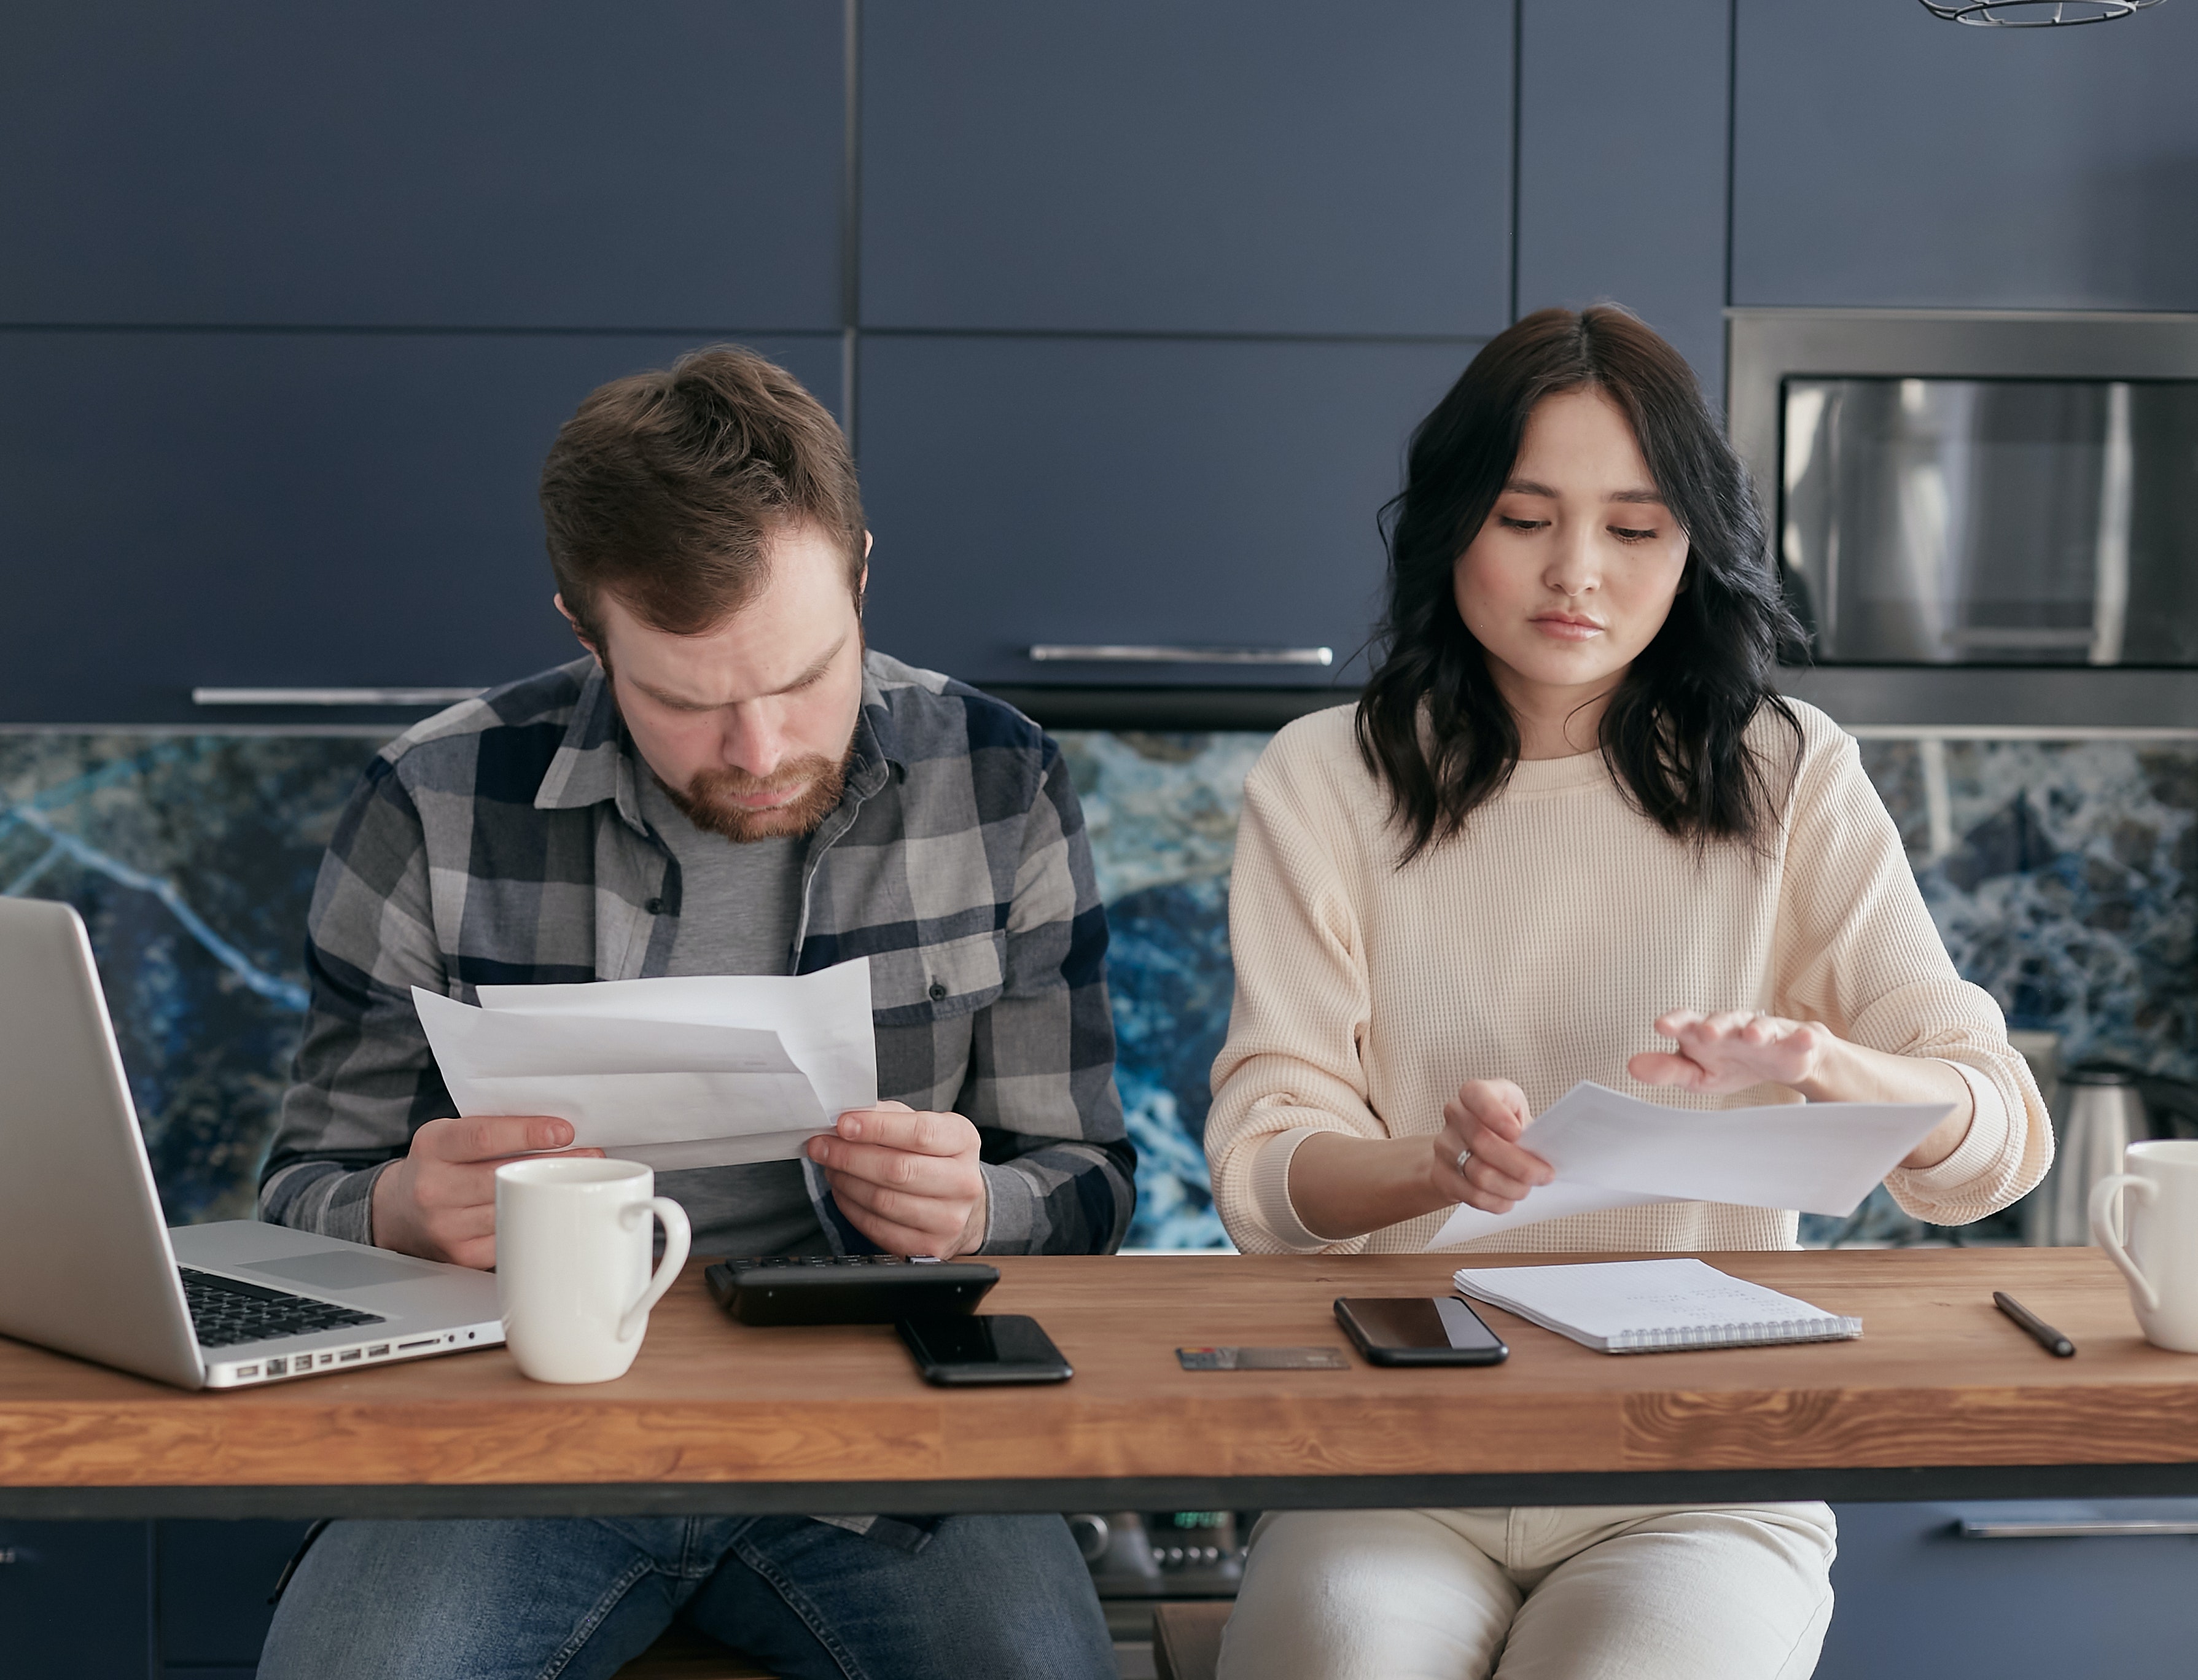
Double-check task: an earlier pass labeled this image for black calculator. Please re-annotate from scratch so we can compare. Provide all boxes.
[703,1254,999,1326]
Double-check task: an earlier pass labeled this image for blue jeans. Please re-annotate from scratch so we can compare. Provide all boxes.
[257,1514,1115,1680]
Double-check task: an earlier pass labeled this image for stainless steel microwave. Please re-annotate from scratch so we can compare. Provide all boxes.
[1728,309,2198,731]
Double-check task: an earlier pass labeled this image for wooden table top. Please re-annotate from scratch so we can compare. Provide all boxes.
[4,1248,2196,1517]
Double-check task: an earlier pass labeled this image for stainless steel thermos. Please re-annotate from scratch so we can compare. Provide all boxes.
[2038,1068,2150,1247]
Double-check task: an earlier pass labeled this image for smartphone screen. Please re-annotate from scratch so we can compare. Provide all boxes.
[1334,1296,1508,1364]
[898,1313,1072,1383]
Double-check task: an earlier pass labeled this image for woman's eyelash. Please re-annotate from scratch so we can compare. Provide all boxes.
[1500,515,1658,542]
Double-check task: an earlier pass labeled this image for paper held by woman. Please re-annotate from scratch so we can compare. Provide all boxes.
[1427,1081,1952,1249]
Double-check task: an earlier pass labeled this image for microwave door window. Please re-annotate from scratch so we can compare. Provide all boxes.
[1778,378,2198,668]
[2124,384,2198,664]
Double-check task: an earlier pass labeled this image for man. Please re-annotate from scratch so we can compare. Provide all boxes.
[256,346,1134,1679]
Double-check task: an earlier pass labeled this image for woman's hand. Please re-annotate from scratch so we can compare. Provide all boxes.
[1436,1079,1555,1215]
[1627,1009,1832,1094]
[1630,1008,1976,1169]
[1283,1078,1558,1241]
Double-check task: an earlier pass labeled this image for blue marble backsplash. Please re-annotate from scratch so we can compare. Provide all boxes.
[1864,738,2197,1074]
[4,723,2193,1248]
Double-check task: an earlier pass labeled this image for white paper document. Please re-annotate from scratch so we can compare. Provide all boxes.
[1427,1081,1952,1250]
[413,959,876,1170]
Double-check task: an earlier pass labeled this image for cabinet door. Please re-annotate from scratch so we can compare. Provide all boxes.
[0,1520,152,1678]
[857,333,1467,689]
[1514,0,1730,396]
[0,2,844,330]
[157,1519,317,1676]
[1732,1,2198,311]
[860,0,1513,336]
[0,329,843,724]
[1820,1501,2198,1679]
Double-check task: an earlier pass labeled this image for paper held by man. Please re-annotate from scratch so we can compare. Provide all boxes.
[413,958,876,1171]
[1427,1081,1955,1250]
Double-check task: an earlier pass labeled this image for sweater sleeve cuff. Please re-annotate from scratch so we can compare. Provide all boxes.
[1890,1060,2010,1199]
[1247,1128,1336,1253]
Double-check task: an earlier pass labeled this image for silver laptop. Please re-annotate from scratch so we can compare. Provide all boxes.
[0,896,502,1388]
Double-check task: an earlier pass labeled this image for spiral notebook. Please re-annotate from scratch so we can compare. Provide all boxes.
[1451,1259,1862,1355]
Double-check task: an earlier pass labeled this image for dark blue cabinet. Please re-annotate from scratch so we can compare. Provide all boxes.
[158,1519,315,1677]
[20,2,2197,721]
[1514,0,1731,395]
[0,1519,306,1678]
[0,329,842,725]
[857,333,1465,689]
[1820,1502,2198,1678]
[0,1520,152,1677]
[1,0,853,727]
[0,2,844,331]
[859,0,1513,338]
[1732,0,2198,312]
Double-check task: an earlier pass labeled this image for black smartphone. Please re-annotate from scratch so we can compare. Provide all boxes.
[897,1313,1073,1386]
[1334,1296,1509,1366]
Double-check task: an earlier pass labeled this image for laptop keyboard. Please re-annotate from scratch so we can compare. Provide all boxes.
[180,1267,388,1349]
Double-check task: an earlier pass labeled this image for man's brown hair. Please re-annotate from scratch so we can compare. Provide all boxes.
[539,344,865,648]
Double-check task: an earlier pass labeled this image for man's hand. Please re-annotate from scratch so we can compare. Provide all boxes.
[806,1101,988,1258]
[1628,1009,1831,1094]
[370,1114,604,1269]
[1436,1079,1555,1215]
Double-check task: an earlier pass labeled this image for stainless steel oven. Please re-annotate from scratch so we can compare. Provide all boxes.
[1728,309,2198,731]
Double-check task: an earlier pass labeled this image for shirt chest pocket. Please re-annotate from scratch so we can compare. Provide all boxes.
[867,930,1006,1028]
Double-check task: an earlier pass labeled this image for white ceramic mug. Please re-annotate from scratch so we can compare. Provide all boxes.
[495,1158,691,1383]
[2089,1139,2198,1353]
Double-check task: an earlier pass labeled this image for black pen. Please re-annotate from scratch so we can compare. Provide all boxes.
[1994,1291,2076,1358]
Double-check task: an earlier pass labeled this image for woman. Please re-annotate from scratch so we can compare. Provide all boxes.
[1205,306,2049,1680]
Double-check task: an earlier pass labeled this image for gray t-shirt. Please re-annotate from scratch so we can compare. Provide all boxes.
[637,769,827,1258]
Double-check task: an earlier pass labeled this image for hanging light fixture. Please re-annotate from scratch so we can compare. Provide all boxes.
[1917,0,2164,22]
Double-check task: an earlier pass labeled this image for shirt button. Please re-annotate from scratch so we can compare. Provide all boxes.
[927,981,947,1001]
[644,897,664,915]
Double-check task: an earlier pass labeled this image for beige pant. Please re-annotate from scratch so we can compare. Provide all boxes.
[1215,1504,1838,1680]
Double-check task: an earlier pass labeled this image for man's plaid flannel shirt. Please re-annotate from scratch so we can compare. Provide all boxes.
[260,650,1136,1257]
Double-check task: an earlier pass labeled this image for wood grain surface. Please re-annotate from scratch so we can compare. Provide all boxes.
[2,1249,2194,1491]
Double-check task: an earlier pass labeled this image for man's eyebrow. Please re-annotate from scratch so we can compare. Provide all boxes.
[627,679,715,710]
[630,634,849,710]
[777,635,848,693]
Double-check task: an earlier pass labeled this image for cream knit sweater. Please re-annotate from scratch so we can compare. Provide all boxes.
[1206,701,2052,1255]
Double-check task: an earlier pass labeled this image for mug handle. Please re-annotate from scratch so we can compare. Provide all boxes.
[617,1196,693,1343]
[2089,1173,2160,1313]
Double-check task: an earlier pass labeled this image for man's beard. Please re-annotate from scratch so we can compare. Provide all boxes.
[666,747,852,842]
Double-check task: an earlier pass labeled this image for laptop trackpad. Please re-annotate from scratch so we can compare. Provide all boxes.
[240,1250,445,1291]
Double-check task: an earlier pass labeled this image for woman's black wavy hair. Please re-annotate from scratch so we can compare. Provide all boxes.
[1355,304,1803,863]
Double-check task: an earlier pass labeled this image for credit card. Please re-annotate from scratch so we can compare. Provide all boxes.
[1176,1346,1351,1371]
